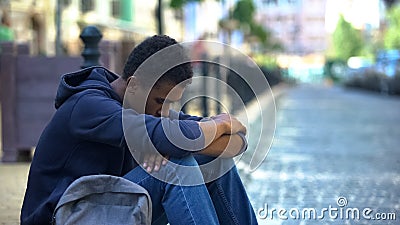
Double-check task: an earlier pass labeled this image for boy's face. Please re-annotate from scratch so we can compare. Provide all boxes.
[145,82,185,117]
[125,78,185,117]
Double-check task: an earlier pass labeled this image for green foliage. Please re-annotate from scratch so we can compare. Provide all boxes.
[170,0,277,49]
[384,5,400,49]
[169,0,204,9]
[332,15,364,61]
[231,0,274,47]
[253,54,279,69]
[249,22,268,44]
[232,0,255,24]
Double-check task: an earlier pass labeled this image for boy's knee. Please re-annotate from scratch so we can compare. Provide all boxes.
[168,155,199,167]
[159,155,205,186]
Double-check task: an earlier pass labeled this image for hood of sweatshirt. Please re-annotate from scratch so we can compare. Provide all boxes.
[54,66,121,109]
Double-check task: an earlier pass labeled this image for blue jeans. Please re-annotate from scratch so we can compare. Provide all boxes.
[123,155,258,225]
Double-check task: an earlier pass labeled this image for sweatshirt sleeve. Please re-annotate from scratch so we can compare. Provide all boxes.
[178,111,204,121]
[168,109,204,121]
[172,110,248,154]
[69,90,205,158]
[123,109,205,158]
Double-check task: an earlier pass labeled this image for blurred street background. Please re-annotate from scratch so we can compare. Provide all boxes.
[1,0,400,224]
[240,84,400,225]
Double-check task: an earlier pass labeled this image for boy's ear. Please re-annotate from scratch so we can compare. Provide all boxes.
[126,76,138,93]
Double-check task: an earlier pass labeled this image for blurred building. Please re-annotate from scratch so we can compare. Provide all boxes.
[2,0,184,56]
[255,0,328,55]
[183,0,224,42]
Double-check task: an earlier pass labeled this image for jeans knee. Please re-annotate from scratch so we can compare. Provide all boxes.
[169,155,199,167]
[161,155,206,186]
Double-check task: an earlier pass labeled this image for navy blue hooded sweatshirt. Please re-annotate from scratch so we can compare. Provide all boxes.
[20,66,204,225]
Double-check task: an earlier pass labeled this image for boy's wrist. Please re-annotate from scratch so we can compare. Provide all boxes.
[216,119,230,136]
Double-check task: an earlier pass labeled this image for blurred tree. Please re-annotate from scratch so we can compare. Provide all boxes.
[158,0,280,50]
[384,5,400,49]
[229,0,279,49]
[383,0,398,9]
[332,15,364,61]
[170,0,204,8]
[232,0,255,24]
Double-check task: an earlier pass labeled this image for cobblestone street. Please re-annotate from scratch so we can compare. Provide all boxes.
[1,84,399,224]
[240,84,400,225]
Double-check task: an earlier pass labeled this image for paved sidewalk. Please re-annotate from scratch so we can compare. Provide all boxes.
[240,84,400,225]
[0,163,29,225]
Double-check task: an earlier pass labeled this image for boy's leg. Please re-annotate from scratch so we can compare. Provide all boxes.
[123,165,168,224]
[123,155,220,225]
[194,155,258,225]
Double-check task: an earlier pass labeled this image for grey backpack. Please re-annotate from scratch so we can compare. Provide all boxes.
[52,175,152,225]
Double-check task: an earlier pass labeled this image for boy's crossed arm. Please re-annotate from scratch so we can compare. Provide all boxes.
[143,113,247,172]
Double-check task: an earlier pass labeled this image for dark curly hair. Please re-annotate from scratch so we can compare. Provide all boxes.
[122,35,193,87]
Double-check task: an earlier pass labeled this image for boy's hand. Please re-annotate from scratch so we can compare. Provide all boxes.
[211,113,247,135]
[143,153,169,173]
